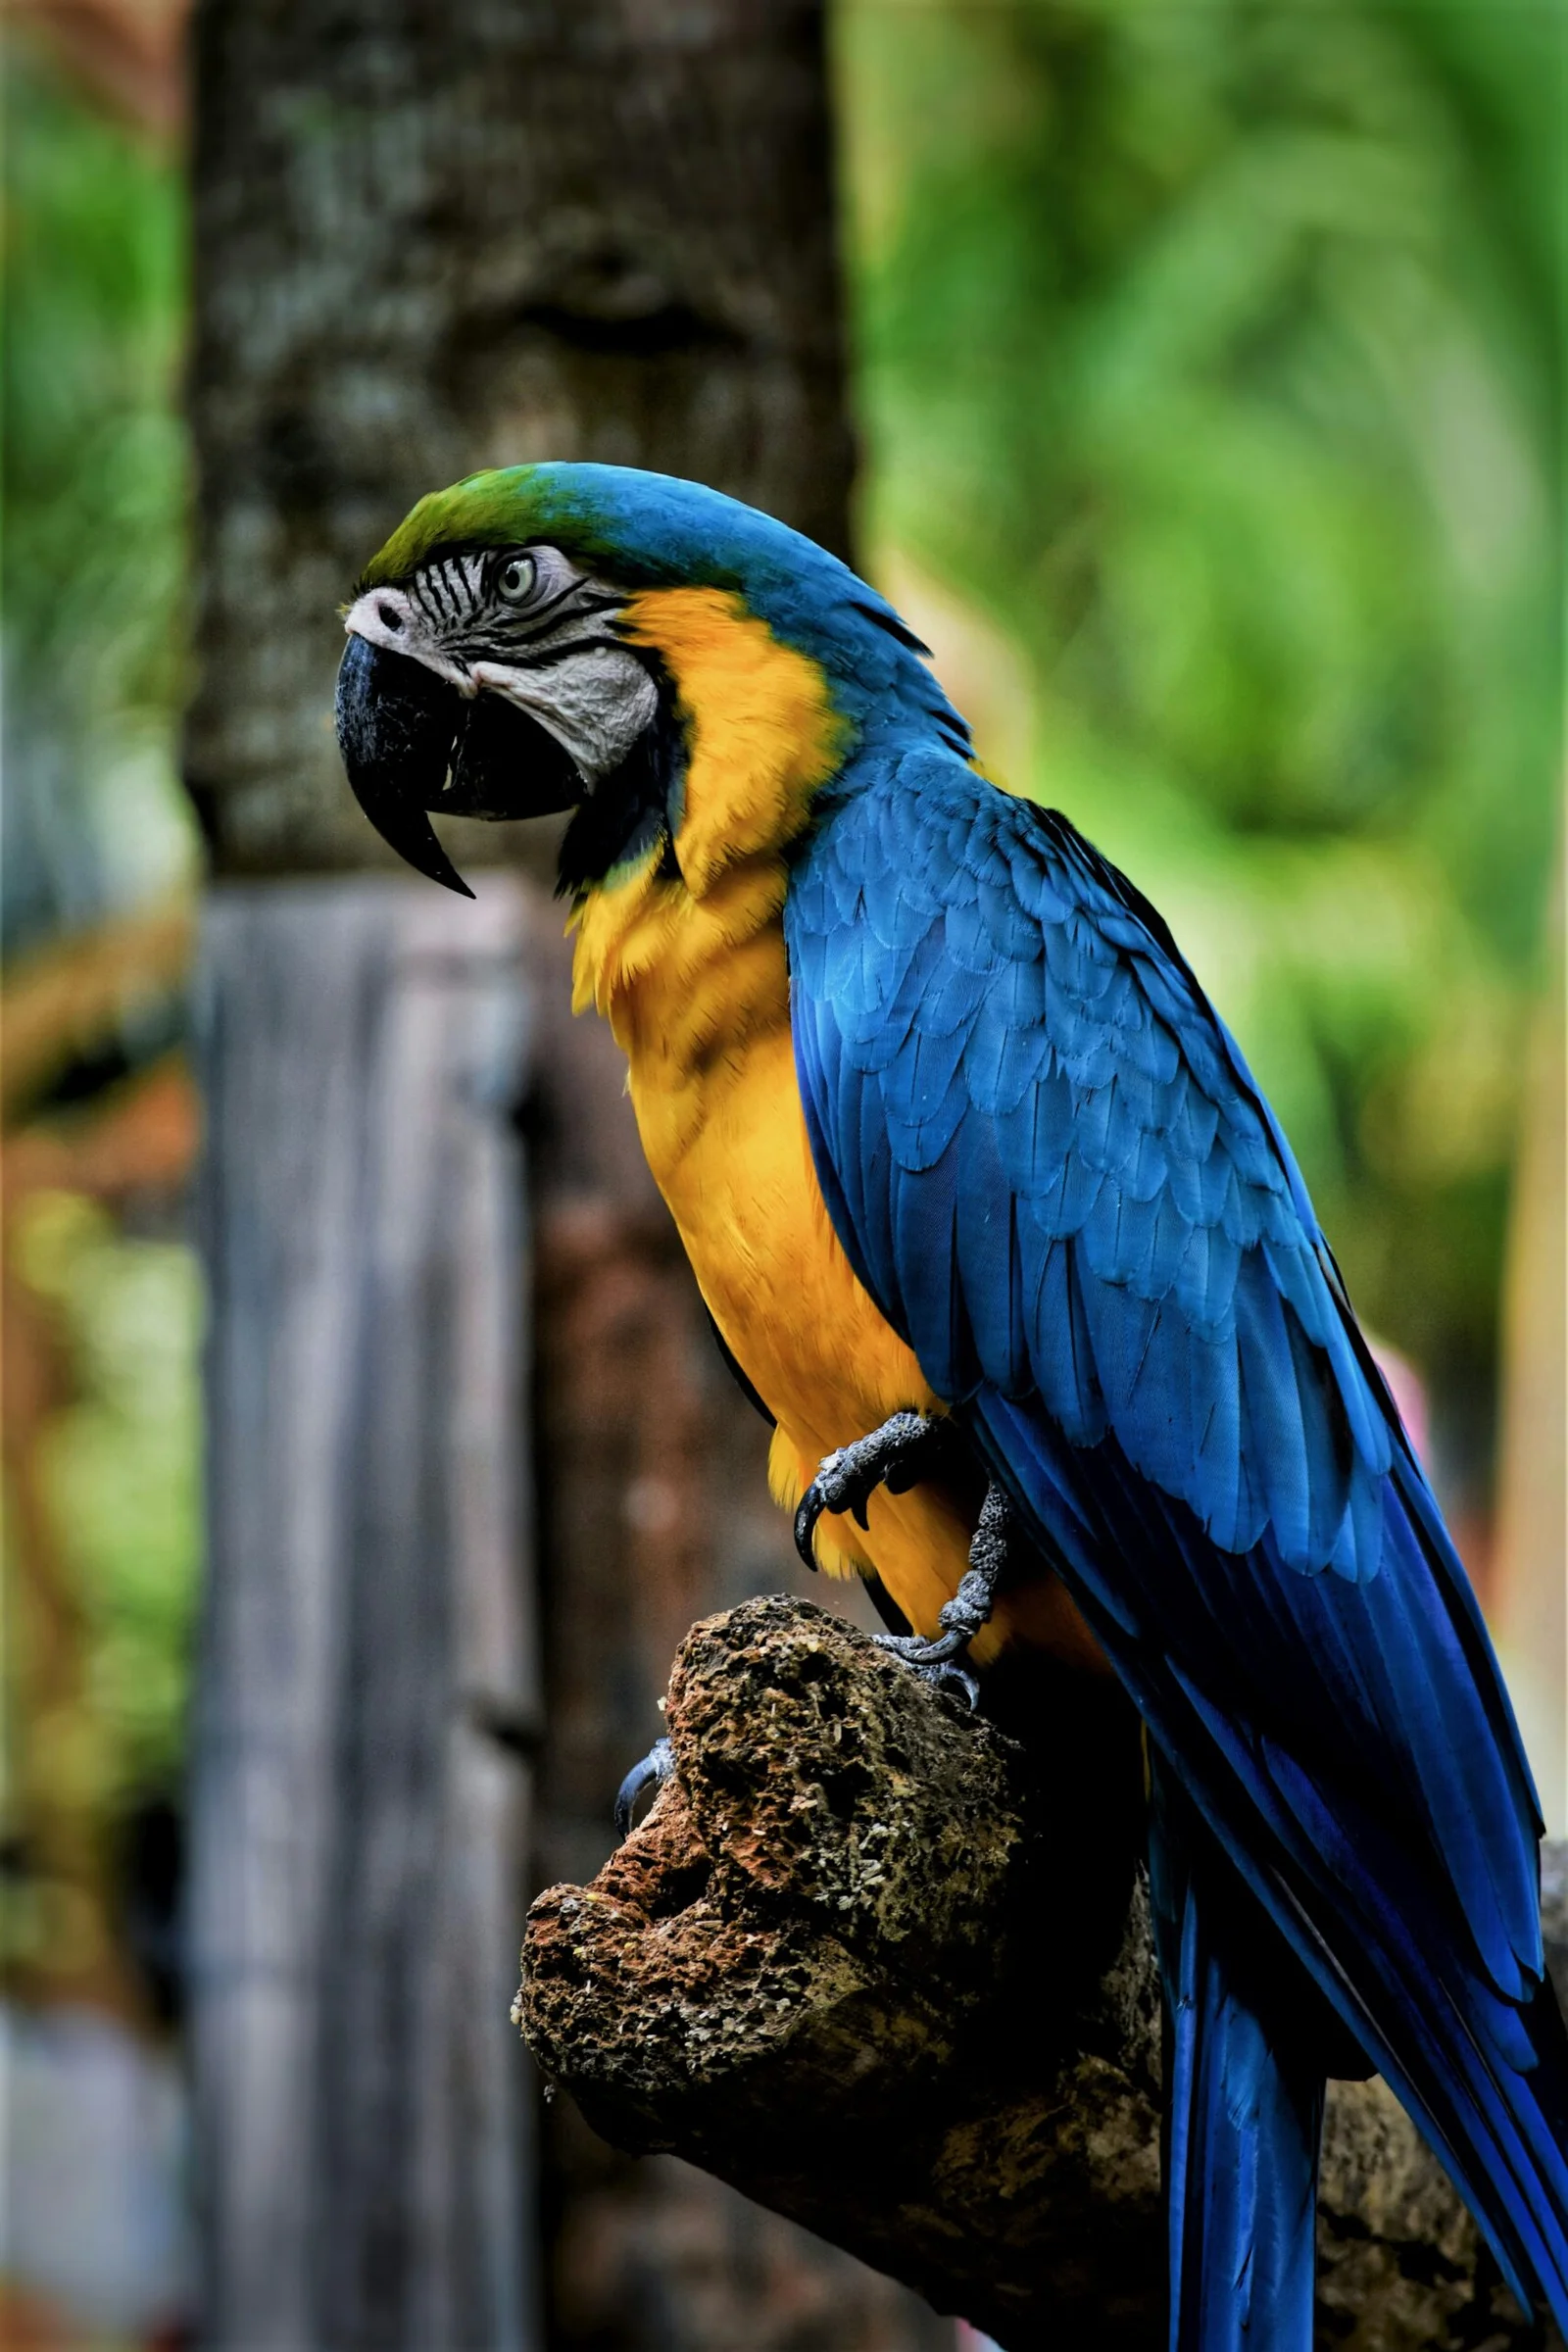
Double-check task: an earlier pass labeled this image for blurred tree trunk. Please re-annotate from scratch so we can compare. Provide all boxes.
[184,7,913,2350]
[185,0,854,882]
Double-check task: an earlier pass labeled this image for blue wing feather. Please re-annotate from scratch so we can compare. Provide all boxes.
[785,747,1568,2327]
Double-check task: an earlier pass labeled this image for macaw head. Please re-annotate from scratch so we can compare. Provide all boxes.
[337,463,965,897]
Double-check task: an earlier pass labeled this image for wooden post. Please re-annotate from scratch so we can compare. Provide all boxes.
[184,0,854,885]
[187,879,539,2350]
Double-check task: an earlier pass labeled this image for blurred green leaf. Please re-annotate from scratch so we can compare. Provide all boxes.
[17,1191,201,1806]
[840,0,1563,1484]
[2,41,195,951]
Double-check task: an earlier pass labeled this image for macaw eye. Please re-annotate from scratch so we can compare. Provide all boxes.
[496,554,537,607]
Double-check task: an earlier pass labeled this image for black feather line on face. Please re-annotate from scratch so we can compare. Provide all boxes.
[555,654,686,897]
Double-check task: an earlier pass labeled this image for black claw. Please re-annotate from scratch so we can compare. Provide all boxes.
[614,1736,674,1840]
[794,1411,944,1571]
[873,1631,982,1711]
[937,1662,982,1712]
[794,1427,1013,1716]
[869,1484,1016,1713]
[872,1634,983,1712]
[794,1487,826,1572]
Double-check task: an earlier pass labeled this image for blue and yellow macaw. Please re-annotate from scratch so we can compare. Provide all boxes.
[336,465,1568,2347]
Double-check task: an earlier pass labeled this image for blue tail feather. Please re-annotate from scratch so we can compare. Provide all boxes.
[1152,1779,1323,2352]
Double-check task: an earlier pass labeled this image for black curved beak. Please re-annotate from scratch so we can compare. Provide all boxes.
[335,633,582,898]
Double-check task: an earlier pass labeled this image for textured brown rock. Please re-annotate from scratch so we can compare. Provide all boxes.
[517,1595,1567,2352]
[520,1595,1162,2349]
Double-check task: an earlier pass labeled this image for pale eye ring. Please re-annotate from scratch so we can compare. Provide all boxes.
[496,553,537,607]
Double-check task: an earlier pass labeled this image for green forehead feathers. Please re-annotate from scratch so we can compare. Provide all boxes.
[359,468,561,589]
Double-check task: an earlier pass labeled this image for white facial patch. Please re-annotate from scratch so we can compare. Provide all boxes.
[344,546,660,782]
[470,649,659,782]
[345,583,476,692]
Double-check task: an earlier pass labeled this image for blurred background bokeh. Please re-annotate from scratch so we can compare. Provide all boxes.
[2,2,1561,2346]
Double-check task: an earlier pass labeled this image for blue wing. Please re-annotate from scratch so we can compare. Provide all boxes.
[785,744,1568,2322]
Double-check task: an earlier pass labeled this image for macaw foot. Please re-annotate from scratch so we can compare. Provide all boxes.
[874,1482,1016,1712]
[613,1735,674,1840]
[793,1407,960,1570]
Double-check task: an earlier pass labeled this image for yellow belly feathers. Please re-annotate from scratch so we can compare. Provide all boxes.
[568,586,1102,1672]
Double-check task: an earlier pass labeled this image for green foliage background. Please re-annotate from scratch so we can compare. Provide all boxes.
[17,1194,202,1812]
[839,0,1563,1494]
[2,43,192,953]
[2,41,197,1844]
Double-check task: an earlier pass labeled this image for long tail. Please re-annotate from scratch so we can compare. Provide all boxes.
[1153,1777,1324,2352]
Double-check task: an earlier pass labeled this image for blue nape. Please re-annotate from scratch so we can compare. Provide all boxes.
[522,463,974,753]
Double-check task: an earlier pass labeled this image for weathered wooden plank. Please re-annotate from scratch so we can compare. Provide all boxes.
[187,875,538,2351]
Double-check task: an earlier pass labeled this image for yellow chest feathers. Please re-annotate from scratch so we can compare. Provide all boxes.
[569,585,842,1165]
[569,590,867,1372]
[566,591,961,1632]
